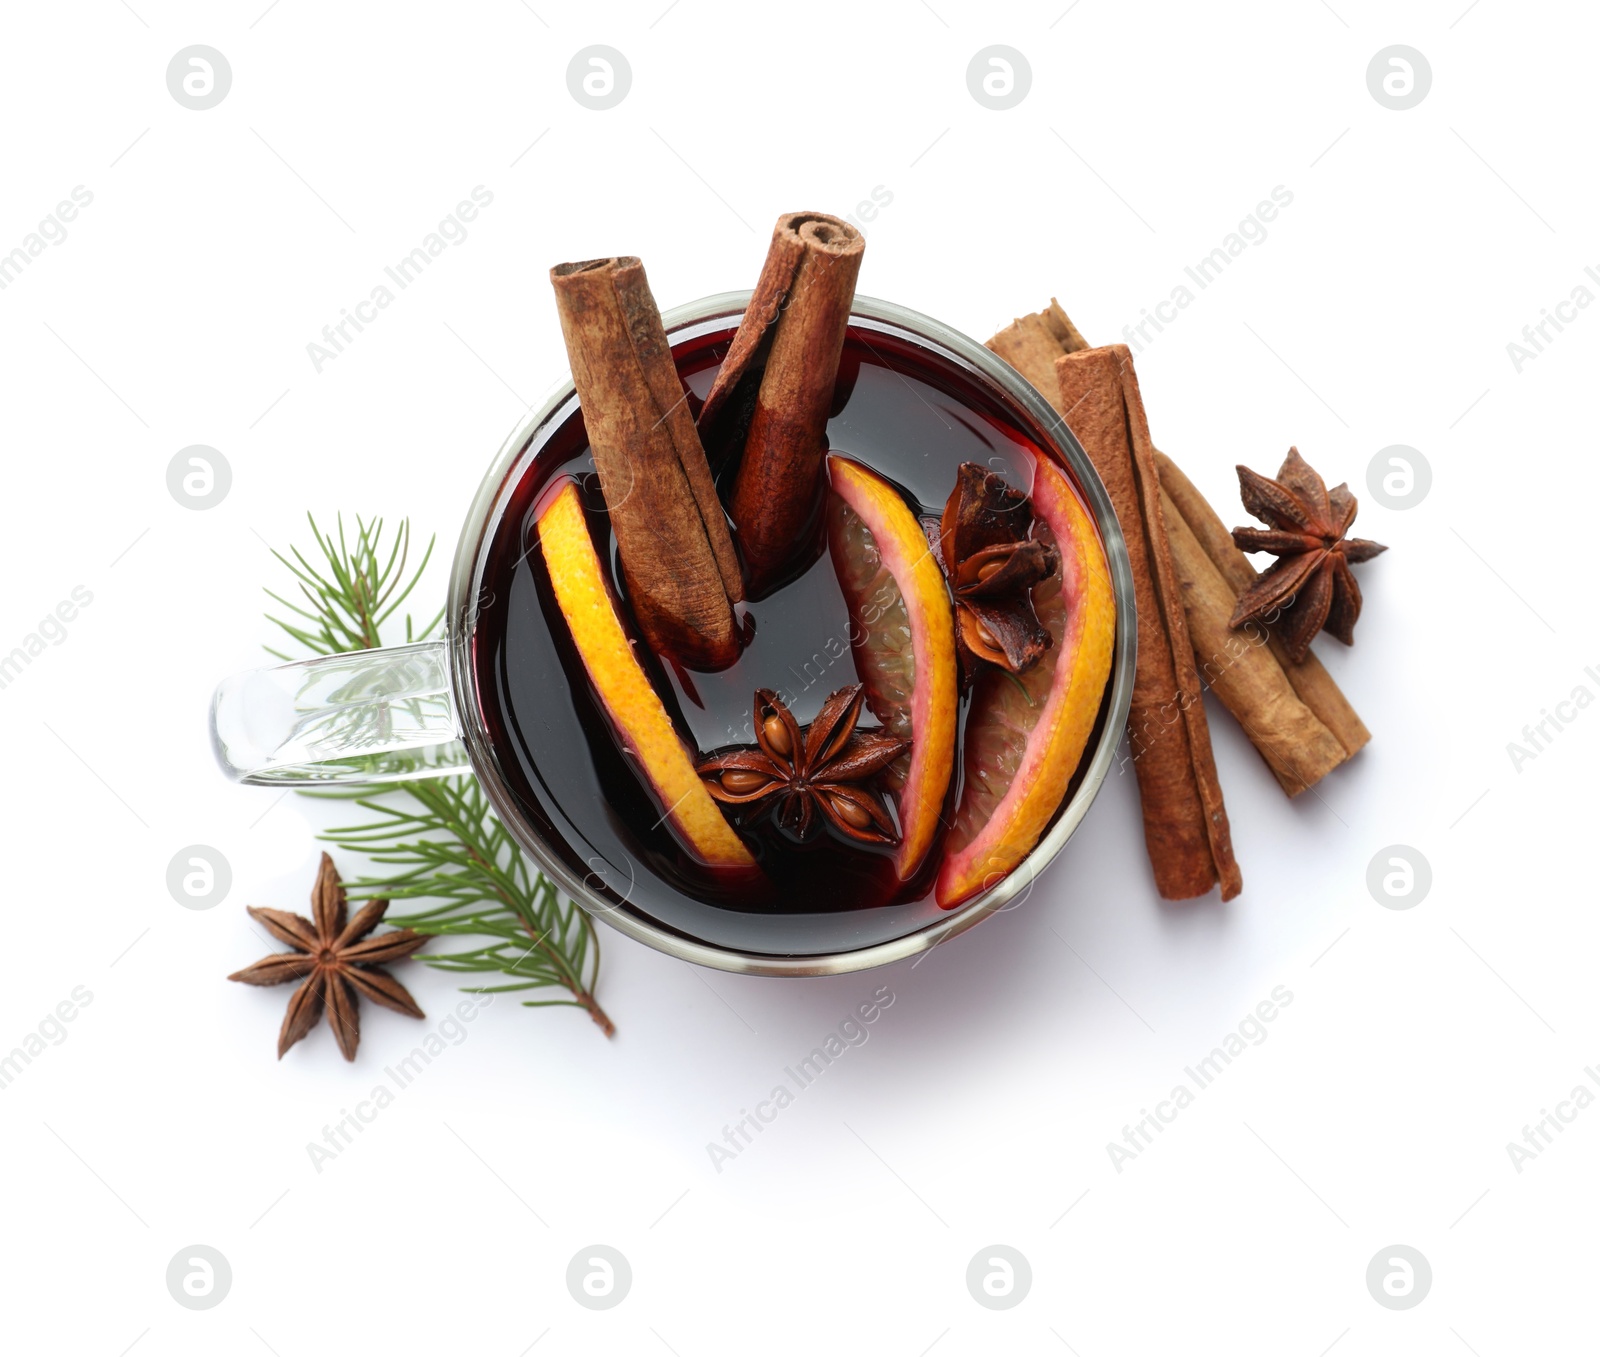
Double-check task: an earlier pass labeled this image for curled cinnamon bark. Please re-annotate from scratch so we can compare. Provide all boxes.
[551,256,743,670]
[1056,345,1242,901]
[700,211,865,594]
[987,298,1088,396]
[988,300,1369,796]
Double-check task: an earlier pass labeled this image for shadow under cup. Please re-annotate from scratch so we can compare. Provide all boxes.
[449,293,1136,977]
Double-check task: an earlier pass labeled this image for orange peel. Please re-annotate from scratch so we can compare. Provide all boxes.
[538,482,757,872]
[826,456,958,881]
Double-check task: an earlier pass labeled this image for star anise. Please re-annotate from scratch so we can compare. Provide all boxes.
[932,462,1060,682]
[1229,447,1387,664]
[695,685,909,845]
[228,853,427,1061]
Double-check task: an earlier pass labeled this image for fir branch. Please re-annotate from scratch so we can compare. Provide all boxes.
[264,513,444,660]
[263,514,613,1036]
[321,779,611,1036]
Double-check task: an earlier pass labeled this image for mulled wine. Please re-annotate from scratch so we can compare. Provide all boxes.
[468,315,1112,958]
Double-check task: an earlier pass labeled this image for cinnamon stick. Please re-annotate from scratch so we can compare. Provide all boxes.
[1056,345,1242,901]
[700,211,864,594]
[987,299,1370,789]
[987,298,1088,396]
[1154,451,1370,761]
[551,256,743,670]
[1161,487,1350,795]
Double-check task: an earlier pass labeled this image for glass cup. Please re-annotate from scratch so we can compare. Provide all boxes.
[210,293,1137,976]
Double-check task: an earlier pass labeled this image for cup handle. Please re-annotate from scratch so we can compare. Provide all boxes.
[210,640,468,785]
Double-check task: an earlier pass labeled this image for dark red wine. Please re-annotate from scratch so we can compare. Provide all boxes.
[470,318,1107,958]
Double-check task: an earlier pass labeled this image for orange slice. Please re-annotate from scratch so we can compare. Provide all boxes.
[537,481,757,872]
[935,454,1115,908]
[826,455,958,881]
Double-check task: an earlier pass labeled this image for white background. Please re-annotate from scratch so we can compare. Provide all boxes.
[1,1,1595,1353]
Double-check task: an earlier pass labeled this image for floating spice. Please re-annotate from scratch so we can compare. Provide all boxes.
[696,685,909,845]
[933,461,1060,684]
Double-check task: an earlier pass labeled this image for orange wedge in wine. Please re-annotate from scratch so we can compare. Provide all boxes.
[826,455,958,881]
[538,481,757,872]
[935,454,1115,908]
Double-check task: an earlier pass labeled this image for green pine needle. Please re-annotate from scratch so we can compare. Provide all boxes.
[263,513,613,1037]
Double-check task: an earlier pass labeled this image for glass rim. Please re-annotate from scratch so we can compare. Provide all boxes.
[446,291,1139,977]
